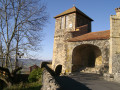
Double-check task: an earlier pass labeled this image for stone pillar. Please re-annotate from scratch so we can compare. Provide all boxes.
[109,8,120,76]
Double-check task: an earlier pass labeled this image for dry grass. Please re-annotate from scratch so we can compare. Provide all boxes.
[3,81,42,90]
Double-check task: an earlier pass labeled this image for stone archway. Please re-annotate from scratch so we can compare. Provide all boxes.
[55,65,62,76]
[72,44,102,73]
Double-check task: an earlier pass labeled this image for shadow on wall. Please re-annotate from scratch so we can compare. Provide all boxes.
[44,64,91,90]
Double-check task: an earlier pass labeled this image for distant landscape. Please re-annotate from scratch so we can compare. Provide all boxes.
[20,59,52,73]
[0,59,52,74]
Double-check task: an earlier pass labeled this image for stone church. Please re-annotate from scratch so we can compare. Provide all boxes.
[52,6,120,82]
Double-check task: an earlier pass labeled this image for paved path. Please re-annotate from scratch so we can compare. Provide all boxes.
[68,72,120,90]
[55,72,120,90]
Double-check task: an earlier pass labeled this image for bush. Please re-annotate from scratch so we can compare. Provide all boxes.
[28,68,43,83]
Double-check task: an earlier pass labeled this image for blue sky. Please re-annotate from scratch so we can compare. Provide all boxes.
[36,0,120,60]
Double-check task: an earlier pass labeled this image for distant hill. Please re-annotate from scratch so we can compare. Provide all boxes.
[0,58,52,74]
[19,59,43,68]
[19,59,52,73]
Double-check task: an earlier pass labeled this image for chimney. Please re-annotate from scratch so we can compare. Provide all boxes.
[115,8,120,16]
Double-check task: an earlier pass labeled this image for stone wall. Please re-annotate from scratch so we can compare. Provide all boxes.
[109,15,120,74]
[41,69,60,90]
[109,8,120,83]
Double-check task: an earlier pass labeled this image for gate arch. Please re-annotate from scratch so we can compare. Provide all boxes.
[55,65,62,76]
[72,44,102,72]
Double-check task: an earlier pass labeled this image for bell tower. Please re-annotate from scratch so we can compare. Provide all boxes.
[52,6,93,73]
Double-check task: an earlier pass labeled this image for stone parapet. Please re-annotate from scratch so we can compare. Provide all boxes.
[41,69,60,90]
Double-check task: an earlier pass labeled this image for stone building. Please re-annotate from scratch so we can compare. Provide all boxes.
[52,6,120,82]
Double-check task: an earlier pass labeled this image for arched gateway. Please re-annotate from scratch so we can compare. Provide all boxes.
[72,44,102,73]
[55,65,62,76]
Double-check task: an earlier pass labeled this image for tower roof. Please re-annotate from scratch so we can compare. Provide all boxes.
[54,6,93,21]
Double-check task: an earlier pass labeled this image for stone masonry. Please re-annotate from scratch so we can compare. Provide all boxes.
[52,13,76,73]
[41,69,60,90]
[109,8,120,82]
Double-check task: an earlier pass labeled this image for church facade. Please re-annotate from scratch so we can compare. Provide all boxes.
[52,7,120,82]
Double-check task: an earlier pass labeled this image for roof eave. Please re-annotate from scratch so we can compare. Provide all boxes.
[54,11,76,18]
[68,38,110,42]
[54,11,93,21]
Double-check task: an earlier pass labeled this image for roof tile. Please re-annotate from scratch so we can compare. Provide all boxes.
[68,30,110,42]
[54,6,93,21]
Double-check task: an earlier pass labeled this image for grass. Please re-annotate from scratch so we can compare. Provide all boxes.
[3,81,42,90]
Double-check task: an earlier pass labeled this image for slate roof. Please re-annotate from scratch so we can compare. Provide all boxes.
[68,30,110,42]
[54,6,93,21]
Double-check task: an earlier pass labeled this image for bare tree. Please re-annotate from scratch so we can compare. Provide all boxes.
[0,0,48,68]
[0,0,48,86]
[0,37,4,67]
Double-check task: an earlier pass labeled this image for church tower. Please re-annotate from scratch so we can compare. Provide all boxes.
[52,6,93,73]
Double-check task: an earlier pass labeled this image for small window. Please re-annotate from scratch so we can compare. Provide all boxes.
[65,15,69,28]
[61,16,64,29]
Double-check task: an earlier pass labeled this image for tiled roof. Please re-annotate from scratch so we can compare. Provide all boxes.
[54,6,93,21]
[68,30,110,42]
